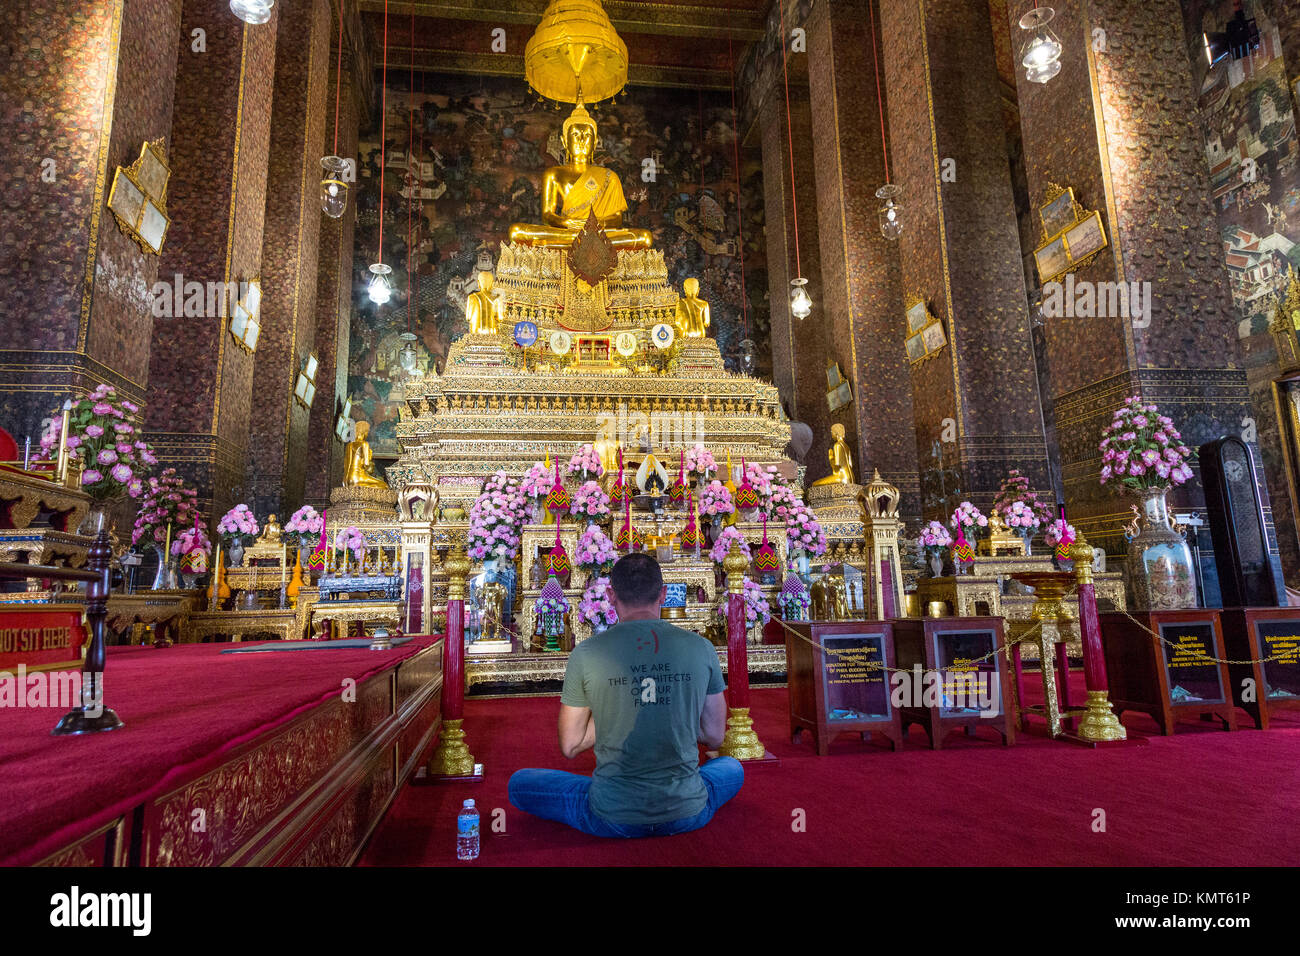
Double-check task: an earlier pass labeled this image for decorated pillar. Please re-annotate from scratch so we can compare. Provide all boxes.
[248,0,333,518]
[427,542,475,777]
[717,542,766,760]
[805,0,921,521]
[1070,534,1125,742]
[857,469,906,619]
[1009,0,1278,567]
[0,0,179,451]
[145,1,279,519]
[880,0,1050,517]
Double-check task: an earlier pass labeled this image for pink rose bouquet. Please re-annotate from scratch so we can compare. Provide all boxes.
[950,501,989,538]
[567,444,604,478]
[216,503,260,546]
[785,504,828,558]
[1043,518,1076,549]
[765,482,800,522]
[520,461,549,499]
[575,524,617,575]
[684,443,716,479]
[1099,395,1194,490]
[571,480,611,521]
[467,482,528,562]
[709,525,752,564]
[716,577,771,628]
[699,480,734,517]
[577,577,619,630]
[285,505,324,550]
[335,525,366,561]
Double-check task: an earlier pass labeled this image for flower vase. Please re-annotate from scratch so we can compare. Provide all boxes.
[796,554,811,578]
[1125,487,1197,610]
[228,539,245,568]
[182,573,198,589]
[286,550,304,607]
[1021,533,1034,557]
[152,545,170,591]
[928,551,944,578]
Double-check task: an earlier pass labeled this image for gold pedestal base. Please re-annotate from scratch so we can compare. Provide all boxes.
[1075,690,1127,742]
[717,707,766,761]
[427,718,476,776]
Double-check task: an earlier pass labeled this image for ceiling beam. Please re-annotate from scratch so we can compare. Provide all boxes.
[356,1,764,40]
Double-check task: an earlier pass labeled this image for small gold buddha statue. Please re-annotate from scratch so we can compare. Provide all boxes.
[674,277,710,338]
[508,102,652,250]
[344,420,388,488]
[593,428,620,482]
[812,423,854,486]
[810,569,851,621]
[478,576,508,642]
[465,271,501,335]
[258,513,282,543]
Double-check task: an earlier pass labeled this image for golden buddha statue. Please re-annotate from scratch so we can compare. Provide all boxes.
[674,277,710,338]
[465,271,502,335]
[593,427,620,480]
[810,570,851,621]
[478,577,508,642]
[811,423,854,486]
[258,513,282,543]
[343,420,388,488]
[508,102,652,250]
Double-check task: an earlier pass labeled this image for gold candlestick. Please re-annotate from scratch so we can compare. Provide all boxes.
[280,543,287,588]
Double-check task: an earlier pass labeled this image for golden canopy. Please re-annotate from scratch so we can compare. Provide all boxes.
[524,0,628,103]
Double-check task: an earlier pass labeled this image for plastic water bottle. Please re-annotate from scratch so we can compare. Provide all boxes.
[457,799,480,861]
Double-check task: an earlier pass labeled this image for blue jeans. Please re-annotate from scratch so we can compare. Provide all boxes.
[508,757,744,838]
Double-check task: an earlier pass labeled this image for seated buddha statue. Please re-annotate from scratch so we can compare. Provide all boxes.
[344,420,388,488]
[508,102,652,250]
[811,423,855,487]
[258,513,282,544]
[674,278,710,338]
[465,271,501,335]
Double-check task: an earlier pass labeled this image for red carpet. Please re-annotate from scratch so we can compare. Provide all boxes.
[361,680,1300,866]
[0,638,438,866]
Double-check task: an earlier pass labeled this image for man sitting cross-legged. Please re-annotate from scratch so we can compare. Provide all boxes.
[508,553,743,838]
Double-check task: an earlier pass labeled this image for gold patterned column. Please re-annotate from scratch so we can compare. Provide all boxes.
[717,542,767,760]
[427,543,476,777]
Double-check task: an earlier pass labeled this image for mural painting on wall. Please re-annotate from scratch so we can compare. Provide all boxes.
[349,73,770,457]
[1186,0,1299,343]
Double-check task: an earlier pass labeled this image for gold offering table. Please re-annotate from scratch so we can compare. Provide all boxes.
[916,553,1124,660]
[186,606,306,643]
[108,589,203,645]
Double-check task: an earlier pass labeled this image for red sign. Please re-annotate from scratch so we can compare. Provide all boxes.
[0,605,86,671]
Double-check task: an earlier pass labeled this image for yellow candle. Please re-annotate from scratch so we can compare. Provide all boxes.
[164,523,172,557]
[212,543,222,602]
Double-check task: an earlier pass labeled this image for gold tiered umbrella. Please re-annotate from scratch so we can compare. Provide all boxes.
[525,0,628,104]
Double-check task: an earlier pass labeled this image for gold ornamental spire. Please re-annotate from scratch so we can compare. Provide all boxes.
[524,0,628,104]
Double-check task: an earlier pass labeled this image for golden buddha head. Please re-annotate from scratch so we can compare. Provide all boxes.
[355,420,370,442]
[477,270,494,294]
[562,103,598,163]
[683,277,700,297]
[831,423,845,441]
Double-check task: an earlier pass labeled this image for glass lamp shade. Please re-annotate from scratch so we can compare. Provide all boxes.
[876,183,904,240]
[230,0,275,24]
[738,338,756,374]
[398,332,418,371]
[319,156,349,218]
[789,278,812,320]
[367,263,393,305]
[1019,7,1062,85]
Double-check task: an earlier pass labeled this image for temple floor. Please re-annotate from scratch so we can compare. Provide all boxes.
[361,676,1300,867]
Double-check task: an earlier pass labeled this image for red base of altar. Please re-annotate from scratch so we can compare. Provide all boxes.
[0,637,443,867]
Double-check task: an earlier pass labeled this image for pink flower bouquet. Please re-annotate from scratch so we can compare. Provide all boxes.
[699,480,734,518]
[785,504,827,558]
[709,525,752,564]
[571,480,612,521]
[37,384,157,502]
[577,577,619,630]
[567,444,604,478]
[950,501,989,539]
[131,469,198,549]
[216,503,260,546]
[285,505,324,550]
[575,524,617,574]
[683,443,716,479]
[1099,395,1193,490]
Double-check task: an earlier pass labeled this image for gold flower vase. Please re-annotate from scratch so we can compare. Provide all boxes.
[1124,487,1197,610]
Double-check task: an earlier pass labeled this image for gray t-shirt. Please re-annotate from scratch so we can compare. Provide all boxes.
[560,619,725,825]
